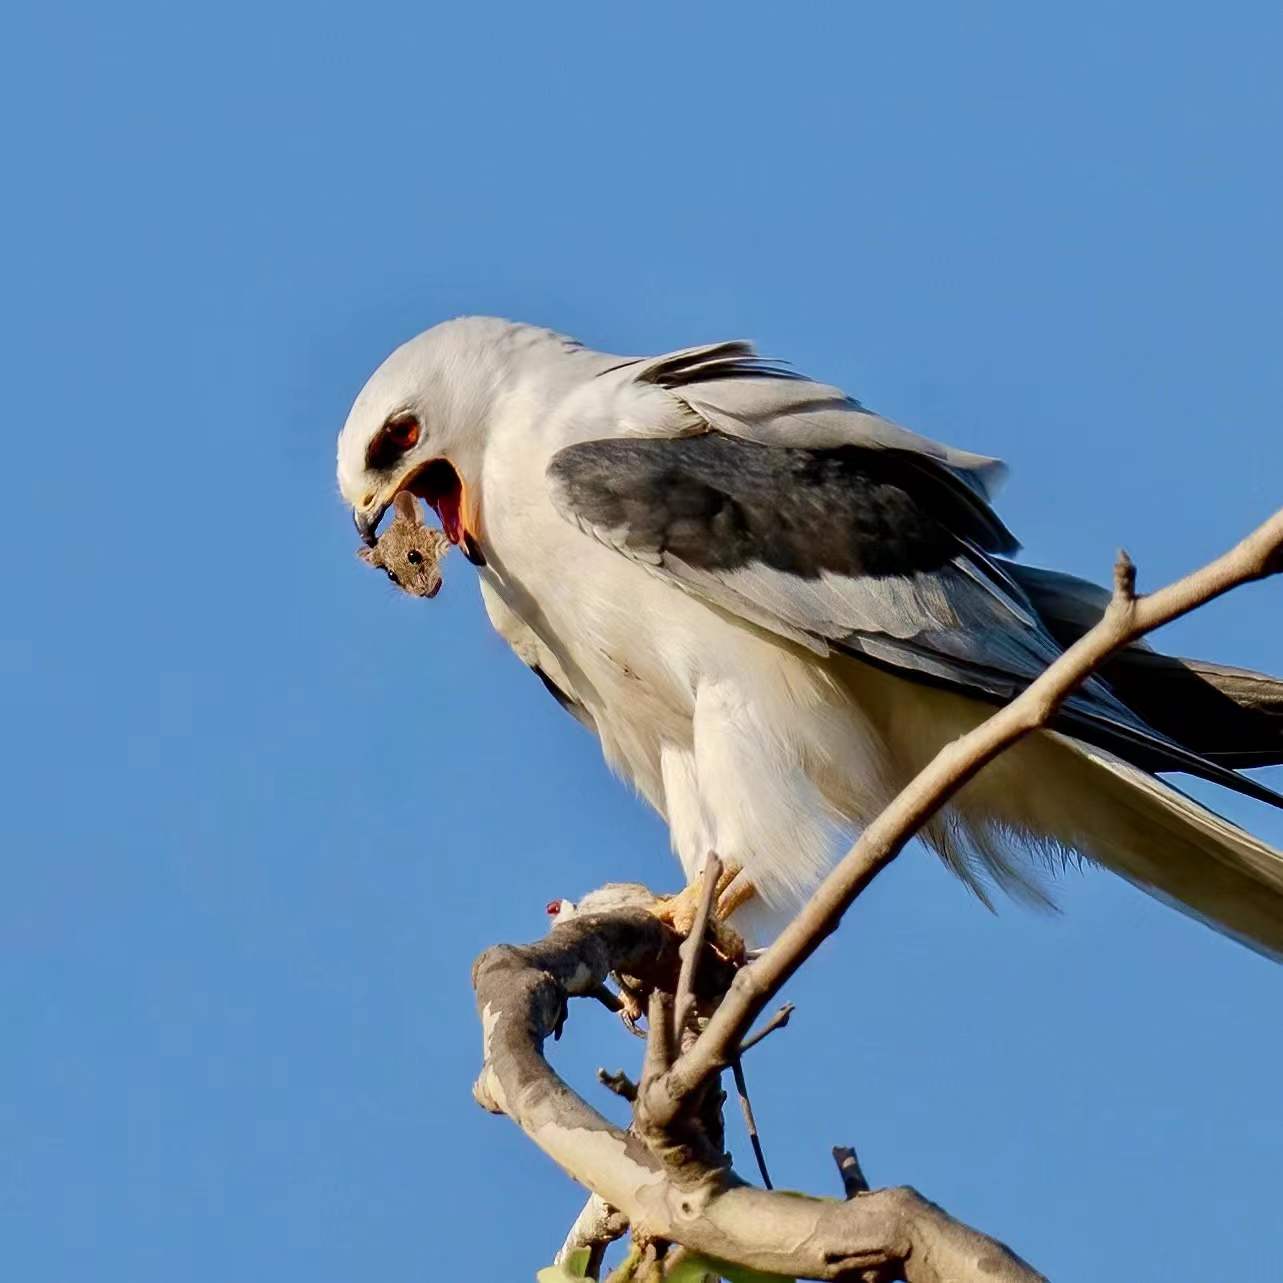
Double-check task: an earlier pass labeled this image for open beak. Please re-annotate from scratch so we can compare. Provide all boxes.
[353,504,386,547]
[353,458,487,566]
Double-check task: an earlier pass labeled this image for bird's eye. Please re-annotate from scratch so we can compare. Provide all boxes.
[406,549,423,565]
[366,414,422,471]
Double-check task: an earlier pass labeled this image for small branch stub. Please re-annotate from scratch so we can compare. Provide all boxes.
[557,1194,628,1277]
[1113,547,1137,600]
[597,1068,639,1103]
[738,1003,795,1055]
[833,1145,870,1198]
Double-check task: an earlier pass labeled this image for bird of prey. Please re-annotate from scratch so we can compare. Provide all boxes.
[337,317,1283,954]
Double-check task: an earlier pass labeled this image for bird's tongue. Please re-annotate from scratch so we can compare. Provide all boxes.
[434,487,463,545]
[407,459,466,547]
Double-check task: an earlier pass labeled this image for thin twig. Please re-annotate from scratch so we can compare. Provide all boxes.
[642,988,675,1085]
[731,1057,773,1189]
[737,1003,795,1055]
[651,511,1283,1118]
[833,1145,870,1197]
[596,1067,638,1102]
[672,853,722,1041]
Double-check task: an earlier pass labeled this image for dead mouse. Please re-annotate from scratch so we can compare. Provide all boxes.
[357,491,451,598]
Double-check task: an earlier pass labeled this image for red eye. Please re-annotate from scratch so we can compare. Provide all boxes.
[366,415,422,470]
[388,417,420,449]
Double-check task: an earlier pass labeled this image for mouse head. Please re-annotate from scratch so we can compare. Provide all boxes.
[357,491,450,598]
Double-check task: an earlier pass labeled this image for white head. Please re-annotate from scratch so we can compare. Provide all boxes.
[336,315,582,563]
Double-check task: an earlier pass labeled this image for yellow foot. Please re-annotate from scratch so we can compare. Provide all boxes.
[652,860,751,966]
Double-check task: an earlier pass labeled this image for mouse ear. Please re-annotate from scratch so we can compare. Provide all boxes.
[393,491,423,524]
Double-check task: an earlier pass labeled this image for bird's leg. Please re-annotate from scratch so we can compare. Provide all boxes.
[652,856,748,965]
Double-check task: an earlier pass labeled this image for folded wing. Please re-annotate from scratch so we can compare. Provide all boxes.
[550,357,1280,808]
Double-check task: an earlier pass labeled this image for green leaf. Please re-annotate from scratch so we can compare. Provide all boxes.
[536,1247,592,1281]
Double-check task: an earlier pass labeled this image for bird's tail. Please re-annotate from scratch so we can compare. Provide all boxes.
[845,665,1283,960]
[1007,561,1283,768]
[954,727,1283,958]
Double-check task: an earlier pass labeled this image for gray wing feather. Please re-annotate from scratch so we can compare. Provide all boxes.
[626,340,1009,504]
[1009,562,1283,768]
[549,360,1283,808]
[547,429,1088,697]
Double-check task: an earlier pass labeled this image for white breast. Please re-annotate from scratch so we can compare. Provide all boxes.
[470,400,902,915]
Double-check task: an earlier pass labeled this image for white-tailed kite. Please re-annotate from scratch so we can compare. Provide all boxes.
[337,317,1283,953]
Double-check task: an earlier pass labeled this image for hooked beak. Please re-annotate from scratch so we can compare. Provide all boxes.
[353,502,387,547]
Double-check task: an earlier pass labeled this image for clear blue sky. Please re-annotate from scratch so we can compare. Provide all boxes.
[3,3,1281,1279]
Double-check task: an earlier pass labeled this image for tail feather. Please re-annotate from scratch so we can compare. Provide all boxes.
[848,664,1283,960]
[944,725,1283,961]
[1008,561,1283,768]
[1105,653,1283,768]
[1084,750,1283,957]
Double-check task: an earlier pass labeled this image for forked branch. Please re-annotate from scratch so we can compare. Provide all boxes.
[473,508,1283,1281]
[473,910,1043,1281]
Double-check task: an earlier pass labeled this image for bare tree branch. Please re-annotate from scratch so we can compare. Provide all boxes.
[557,1193,629,1278]
[651,510,1283,1115]
[643,988,676,1084]
[597,1067,639,1103]
[473,910,1044,1281]
[738,1003,794,1056]
[672,853,722,1041]
[833,1145,871,1198]
[730,1057,772,1189]
[473,509,1283,1281]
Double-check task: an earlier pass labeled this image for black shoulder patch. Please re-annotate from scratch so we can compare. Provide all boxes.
[549,432,1017,581]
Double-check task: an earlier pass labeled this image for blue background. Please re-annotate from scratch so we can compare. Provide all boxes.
[3,3,1281,1279]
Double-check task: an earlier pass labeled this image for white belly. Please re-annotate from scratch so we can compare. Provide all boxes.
[477,480,893,911]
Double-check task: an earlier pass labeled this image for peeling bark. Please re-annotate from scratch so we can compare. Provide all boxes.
[473,910,1044,1282]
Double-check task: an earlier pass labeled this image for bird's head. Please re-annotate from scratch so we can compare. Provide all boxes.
[337,317,526,566]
